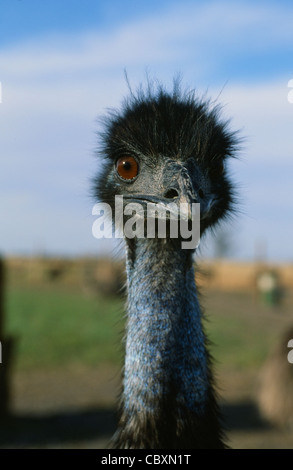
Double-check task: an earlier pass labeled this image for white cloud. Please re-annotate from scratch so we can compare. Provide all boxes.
[215,82,293,163]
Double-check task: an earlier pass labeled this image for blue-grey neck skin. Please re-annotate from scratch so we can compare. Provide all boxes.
[123,238,208,416]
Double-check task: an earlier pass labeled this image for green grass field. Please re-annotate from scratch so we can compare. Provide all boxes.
[5,284,125,370]
[2,277,293,449]
[4,281,292,373]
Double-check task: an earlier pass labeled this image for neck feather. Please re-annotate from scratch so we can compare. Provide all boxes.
[124,239,208,413]
[112,238,225,449]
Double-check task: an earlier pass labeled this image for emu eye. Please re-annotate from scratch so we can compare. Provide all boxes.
[116,156,139,180]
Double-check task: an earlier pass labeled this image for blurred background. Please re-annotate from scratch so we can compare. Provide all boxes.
[0,0,293,448]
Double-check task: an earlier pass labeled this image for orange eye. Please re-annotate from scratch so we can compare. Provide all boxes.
[116,156,139,180]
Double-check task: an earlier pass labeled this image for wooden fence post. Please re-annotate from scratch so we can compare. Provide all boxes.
[0,257,14,417]
[0,257,3,342]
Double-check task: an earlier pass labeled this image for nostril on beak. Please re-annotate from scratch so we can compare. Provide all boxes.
[164,188,179,199]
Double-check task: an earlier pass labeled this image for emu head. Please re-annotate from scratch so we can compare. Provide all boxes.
[94,82,238,244]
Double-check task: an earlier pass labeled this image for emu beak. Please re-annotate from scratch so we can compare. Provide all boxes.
[123,166,198,223]
[122,194,189,221]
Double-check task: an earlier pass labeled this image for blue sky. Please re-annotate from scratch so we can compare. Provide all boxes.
[0,0,293,261]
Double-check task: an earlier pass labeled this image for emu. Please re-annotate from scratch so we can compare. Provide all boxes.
[94,80,238,448]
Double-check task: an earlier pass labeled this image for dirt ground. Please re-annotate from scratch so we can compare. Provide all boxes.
[0,363,292,449]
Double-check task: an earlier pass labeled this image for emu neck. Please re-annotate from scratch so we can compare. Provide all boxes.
[123,239,208,415]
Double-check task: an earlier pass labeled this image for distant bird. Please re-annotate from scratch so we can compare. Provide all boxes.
[258,326,293,429]
[94,79,239,448]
